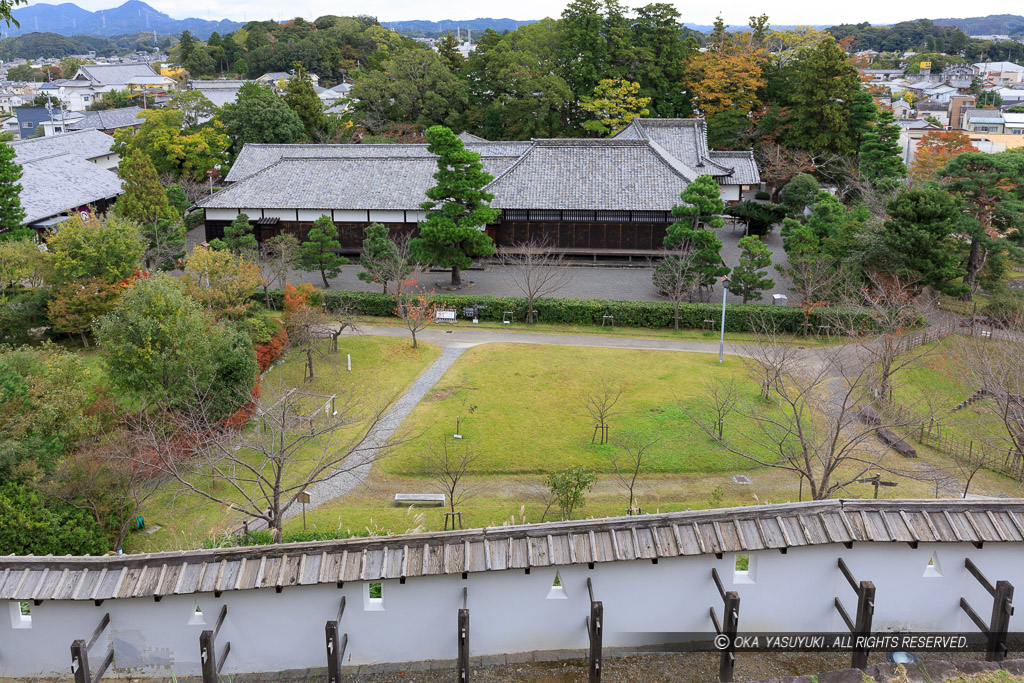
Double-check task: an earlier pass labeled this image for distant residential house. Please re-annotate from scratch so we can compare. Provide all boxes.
[187,79,249,108]
[67,106,145,135]
[199,118,760,256]
[973,62,1024,86]
[914,100,949,127]
[36,79,98,112]
[949,95,977,130]
[1004,113,1024,135]
[963,109,1006,134]
[12,106,85,139]
[0,92,27,114]
[73,63,175,94]
[256,72,320,92]
[891,99,912,119]
[8,129,122,230]
[922,84,958,103]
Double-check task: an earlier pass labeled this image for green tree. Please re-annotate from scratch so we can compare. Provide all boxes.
[547,465,596,520]
[0,482,109,556]
[93,273,257,419]
[848,90,878,151]
[410,126,499,287]
[436,33,464,72]
[142,219,186,272]
[219,82,306,148]
[779,173,820,215]
[178,29,196,64]
[667,174,726,233]
[59,57,82,79]
[47,277,122,346]
[788,37,862,154]
[46,213,144,285]
[284,63,325,139]
[358,222,409,293]
[580,78,651,136]
[631,3,692,118]
[184,48,216,77]
[557,0,607,105]
[939,152,1024,297]
[294,215,348,288]
[165,184,191,216]
[859,107,906,187]
[976,91,1002,108]
[114,109,230,181]
[665,175,728,294]
[881,187,966,295]
[167,90,217,129]
[0,344,98,477]
[209,213,257,257]
[727,235,775,303]
[796,191,870,262]
[114,149,180,225]
[0,141,26,239]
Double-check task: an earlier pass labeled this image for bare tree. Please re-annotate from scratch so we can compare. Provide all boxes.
[776,254,848,336]
[360,231,413,295]
[830,272,933,405]
[258,233,300,308]
[742,314,803,400]
[609,429,661,514]
[582,382,624,445]
[687,340,919,500]
[954,314,1024,474]
[499,237,577,324]
[696,376,741,439]
[394,264,436,348]
[651,247,699,330]
[422,435,479,528]
[126,364,398,542]
[949,444,1005,498]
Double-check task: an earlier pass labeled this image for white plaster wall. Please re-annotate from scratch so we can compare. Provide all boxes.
[333,210,368,222]
[297,210,332,222]
[718,185,741,202]
[3,542,1023,677]
[204,208,241,222]
[262,209,298,221]
[368,210,406,223]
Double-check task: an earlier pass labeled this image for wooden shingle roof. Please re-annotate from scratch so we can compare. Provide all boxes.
[3,500,1021,602]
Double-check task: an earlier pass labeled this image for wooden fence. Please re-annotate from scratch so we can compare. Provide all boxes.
[916,419,1024,482]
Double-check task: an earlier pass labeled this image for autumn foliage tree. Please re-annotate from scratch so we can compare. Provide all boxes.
[910,131,974,186]
[47,277,124,347]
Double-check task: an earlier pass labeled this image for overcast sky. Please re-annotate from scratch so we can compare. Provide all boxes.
[23,0,1015,27]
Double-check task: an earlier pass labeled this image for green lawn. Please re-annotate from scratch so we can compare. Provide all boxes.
[380,343,762,477]
[123,336,441,553]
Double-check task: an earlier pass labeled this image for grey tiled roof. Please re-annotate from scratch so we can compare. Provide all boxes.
[76,63,163,86]
[203,157,508,211]
[225,142,532,182]
[708,151,761,185]
[457,131,489,143]
[20,153,123,224]
[486,139,690,211]
[616,118,734,177]
[9,129,116,163]
[2,499,1021,600]
[68,106,144,131]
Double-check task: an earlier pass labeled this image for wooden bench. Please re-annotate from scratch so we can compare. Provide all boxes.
[435,309,457,324]
[394,493,446,507]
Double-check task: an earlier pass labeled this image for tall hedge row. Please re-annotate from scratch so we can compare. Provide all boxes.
[262,289,866,334]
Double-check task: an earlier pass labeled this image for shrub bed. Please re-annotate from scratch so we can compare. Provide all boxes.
[259,289,873,334]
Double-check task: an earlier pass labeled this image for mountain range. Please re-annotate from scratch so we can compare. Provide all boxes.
[4,1,241,39]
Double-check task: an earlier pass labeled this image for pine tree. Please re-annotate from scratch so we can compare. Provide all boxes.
[114,149,179,226]
[410,126,498,287]
[437,33,464,72]
[358,223,409,293]
[859,108,907,187]
[209,213,257,257]
[727,235,775,303]
[848,90,878,151]
[284,64,325,140]
[165,184,190,216]
[178,30,196,64]
[664,175,728,296]
[0,141,27,240]
[788,38,862,154]
[882,187,966,296]
[294,215,348,288]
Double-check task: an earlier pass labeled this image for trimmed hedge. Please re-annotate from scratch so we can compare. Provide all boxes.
[261,289,865,334]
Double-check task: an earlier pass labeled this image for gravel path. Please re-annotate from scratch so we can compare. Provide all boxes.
[280,344,472,521]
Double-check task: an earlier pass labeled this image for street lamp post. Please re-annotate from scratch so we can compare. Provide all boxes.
[718,275,730,364]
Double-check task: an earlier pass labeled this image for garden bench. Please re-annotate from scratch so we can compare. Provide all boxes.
[394,493,446,507]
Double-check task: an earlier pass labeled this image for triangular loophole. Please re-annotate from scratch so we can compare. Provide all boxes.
[546,572,568,599]
[924,552,942,578]
[188,604,207,625]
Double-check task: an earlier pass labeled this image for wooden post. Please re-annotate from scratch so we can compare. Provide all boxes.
[70,640,90,683]
[588,600,603,682]
[720,591,739,682]
[851,581,876,669]
[988,581,1014,662]
[200,605,229,683]
[326,595,348,683]
[458,608,470,682]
